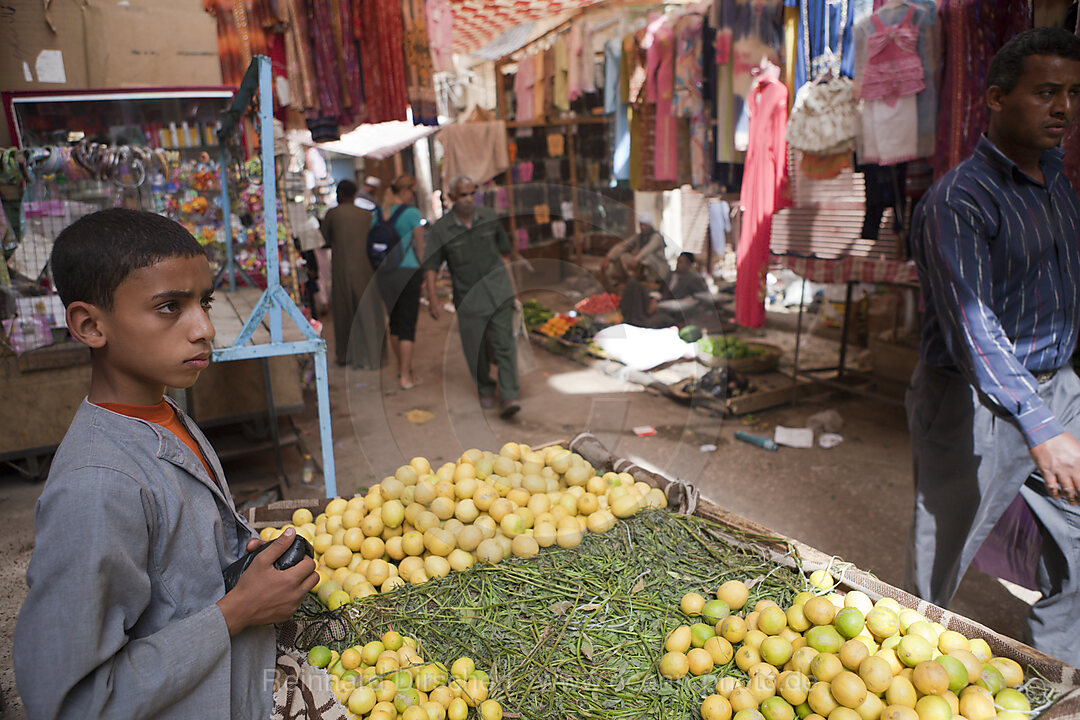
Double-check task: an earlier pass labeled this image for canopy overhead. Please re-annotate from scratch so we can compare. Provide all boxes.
[450,0,606,54]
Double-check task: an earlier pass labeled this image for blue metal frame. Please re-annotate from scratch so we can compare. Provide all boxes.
[218,146,234,291]
[213,56,337,497]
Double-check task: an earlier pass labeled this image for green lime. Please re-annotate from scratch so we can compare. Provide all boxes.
[761,696,796,720]
[362,640,386,665]
[879,635,902,651]
[307,645,332,668]
[734,710,766,720]
[833,608,865,639]
[995,688,1031,713]
[805,624,844,654]
[935,655,969,694]
[703,599,732,626]
[761,636,794,667]
[394,687,421,714]
[976,664,1006,695]
[383,630,405,651]
[327,589,351,610]
[758,606,789,635]
[896,635,933,668]
[691,622,717,648]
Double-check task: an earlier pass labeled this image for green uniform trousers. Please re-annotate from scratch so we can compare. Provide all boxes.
[458,301,518,401]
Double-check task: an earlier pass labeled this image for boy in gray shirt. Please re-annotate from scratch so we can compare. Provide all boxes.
[14,209,318,719]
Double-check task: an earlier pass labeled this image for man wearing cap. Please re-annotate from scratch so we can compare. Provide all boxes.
[601,212,670,290]
[356,176,380,211]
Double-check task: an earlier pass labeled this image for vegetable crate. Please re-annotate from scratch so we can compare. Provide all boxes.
[252,434,1080,720]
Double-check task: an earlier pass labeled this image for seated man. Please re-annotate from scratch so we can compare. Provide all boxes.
[668,252,709,300]
[657,252,712,321]
[601,212,670,289]
[619,278,678,329]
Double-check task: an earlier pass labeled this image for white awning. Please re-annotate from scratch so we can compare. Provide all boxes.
[299,120,444,160]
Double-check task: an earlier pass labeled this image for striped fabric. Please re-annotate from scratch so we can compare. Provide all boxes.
[911,135,1080,447]
[773,253,918,284]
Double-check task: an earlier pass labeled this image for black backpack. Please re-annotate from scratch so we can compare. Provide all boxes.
[367,205,409,270]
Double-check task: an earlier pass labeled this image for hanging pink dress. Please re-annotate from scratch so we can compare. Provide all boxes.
[515,54,535,122]
[857,8,925,165]
[736,75,789,328]
[858,5,925,105]
[645,14,678,182]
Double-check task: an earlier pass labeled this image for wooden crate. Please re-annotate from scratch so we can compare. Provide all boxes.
[258,432,1080,714]
[667,371,815,416]
[246,497,326,530]
[869,335,919,384]
[724,372,816,415]
[0,348,90,457]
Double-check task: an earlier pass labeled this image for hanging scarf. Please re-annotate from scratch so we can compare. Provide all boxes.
[401,0,439,125]
[356,0,409,123]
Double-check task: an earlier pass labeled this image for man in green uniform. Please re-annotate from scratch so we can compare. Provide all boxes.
[424,176,521,418]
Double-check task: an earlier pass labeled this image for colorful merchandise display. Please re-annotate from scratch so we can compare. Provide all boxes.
[0,136,312,355]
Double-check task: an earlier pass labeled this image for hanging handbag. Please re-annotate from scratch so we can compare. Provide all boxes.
[786,76,859,156]
[786,0,857,157]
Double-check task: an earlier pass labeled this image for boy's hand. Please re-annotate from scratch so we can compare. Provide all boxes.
[217,527,318,636]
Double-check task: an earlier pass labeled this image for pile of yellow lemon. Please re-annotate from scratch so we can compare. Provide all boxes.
[306,630,502,720]
[659,573,1033,720]
[258,443,668,609]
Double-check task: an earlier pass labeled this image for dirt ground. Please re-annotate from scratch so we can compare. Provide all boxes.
[0,288,1036,718]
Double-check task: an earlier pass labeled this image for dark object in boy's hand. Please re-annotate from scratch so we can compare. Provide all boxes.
[222,535,314,592]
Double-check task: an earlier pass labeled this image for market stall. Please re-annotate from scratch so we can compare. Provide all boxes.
[521,290,817,417]
[0,87,320,477]
[248,433,1080,719]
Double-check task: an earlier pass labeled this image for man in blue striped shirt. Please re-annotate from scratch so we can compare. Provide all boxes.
[907,27,1080,666]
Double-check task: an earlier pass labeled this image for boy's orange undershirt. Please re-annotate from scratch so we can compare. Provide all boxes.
[97,400,217,484]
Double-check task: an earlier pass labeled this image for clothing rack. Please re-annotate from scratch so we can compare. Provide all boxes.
[213,56,338,497]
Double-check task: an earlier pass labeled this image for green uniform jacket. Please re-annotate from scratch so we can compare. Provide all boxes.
[422,207,514,317]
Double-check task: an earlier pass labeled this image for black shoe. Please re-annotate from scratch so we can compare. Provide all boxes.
[499,399,521,418]
[479,395,497,409]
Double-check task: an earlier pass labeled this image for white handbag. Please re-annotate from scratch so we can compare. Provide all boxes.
[786,76,859,156]
[787,0,856,157]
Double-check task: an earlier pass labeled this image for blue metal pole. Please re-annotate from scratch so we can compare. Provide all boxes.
[257,55,282,345]
[215,55,337,498]
[313,344,337,497]
[219,146,235,291]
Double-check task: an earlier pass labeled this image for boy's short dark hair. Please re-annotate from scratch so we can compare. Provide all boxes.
[987,27,1080,93]
[678,252,696,265]
[50,208,205,310]
[336,180,358,202]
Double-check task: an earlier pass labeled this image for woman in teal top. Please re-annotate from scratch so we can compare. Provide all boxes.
[374,174,426,389]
